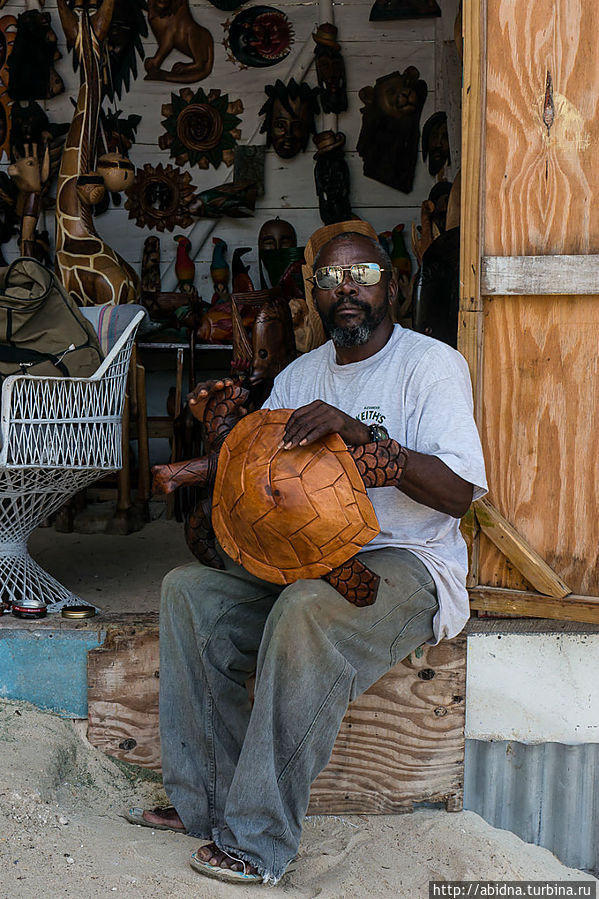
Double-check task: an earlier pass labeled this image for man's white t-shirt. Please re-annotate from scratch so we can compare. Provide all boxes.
[265,325,488,643]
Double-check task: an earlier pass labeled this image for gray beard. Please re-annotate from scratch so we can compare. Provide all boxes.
[327,323,373,347]
[320,297,388,348]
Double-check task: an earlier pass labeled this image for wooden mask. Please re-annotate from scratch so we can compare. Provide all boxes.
[258,217,297,251]
[312,23,347,115]
[422,111,450,175]
[7,10,63,101]
[259,79,319,159]
[357,67,427,194]
[313,131,352,225]
[105,0,147,99]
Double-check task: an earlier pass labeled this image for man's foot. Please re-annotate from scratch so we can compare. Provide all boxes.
[190,842,263,884]
[124,806,186,833]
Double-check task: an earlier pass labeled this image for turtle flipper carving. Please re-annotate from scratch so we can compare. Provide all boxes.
[349,439,408,489]
[323,557,380,607]
[185,495,225,570]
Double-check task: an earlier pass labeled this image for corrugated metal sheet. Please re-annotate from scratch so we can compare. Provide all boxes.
[464,739,599,876]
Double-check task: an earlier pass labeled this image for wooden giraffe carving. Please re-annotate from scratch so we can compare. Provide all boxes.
[55,0,139,305]
[8,142,50,259]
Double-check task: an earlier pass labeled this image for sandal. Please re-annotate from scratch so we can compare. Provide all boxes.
[124,806,187,833]
[190,842,263,885]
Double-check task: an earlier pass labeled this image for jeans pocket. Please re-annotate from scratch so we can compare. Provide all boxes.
[389,596,438,666]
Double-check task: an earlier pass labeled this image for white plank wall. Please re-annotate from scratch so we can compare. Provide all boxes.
[0,0,460,296]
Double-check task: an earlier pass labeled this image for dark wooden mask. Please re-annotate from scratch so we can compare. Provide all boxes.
[357,67,427,194]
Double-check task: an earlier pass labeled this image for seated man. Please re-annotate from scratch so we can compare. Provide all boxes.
[128,230,487,885]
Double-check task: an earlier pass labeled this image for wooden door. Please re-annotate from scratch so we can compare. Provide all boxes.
[460,0,599,624]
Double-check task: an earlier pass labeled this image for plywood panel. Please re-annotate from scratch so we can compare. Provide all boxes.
[308,637,466,815]
[484,0,599,255]
[478,295,599,594]
[88,627,162,771]
[87,627,465,815]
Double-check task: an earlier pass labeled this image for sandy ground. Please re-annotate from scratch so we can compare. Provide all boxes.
[0,701,596,899]
[30,512,191,615]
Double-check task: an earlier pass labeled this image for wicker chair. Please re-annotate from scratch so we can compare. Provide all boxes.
[0,306,146,611]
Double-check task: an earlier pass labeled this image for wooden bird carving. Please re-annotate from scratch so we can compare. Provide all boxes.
[174,234,195,292]
[210,236,230,305]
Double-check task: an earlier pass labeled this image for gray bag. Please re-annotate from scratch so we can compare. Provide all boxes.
[0,257,103,381]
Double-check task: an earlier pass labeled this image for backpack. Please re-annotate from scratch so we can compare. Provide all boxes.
[0,258,103,381]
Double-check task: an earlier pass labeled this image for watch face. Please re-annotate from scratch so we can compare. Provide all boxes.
[369,424,389,442]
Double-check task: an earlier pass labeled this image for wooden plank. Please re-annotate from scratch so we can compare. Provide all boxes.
[87,626,162,771]
[474,498,571,598]
[308,637,466,814]
[87,627,466,814]
[484,0,599,255]
[469,586,599,626]
[478,294,599,596]
[457,0,485,591]
[460,507,479,590]
[482,255,599,296]
[458,0,486,315]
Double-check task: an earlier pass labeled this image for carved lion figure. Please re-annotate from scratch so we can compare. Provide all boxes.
[145,0,214,83]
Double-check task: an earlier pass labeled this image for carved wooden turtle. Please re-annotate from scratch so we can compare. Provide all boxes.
[153,391,408,606]
[212,408,380,585]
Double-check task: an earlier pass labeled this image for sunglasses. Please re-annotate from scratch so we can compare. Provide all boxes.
[311,262,389,290]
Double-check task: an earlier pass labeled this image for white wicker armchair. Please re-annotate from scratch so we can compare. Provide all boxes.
[0,307,146,611]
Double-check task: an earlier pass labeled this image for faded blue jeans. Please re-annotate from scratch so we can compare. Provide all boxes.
[159,547,438,884]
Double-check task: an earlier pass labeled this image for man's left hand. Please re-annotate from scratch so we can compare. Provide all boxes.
[279,401,371,449]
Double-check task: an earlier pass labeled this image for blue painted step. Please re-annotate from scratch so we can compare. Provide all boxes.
[0,625,106,718]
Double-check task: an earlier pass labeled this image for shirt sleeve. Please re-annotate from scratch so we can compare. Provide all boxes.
[405,352,488,499]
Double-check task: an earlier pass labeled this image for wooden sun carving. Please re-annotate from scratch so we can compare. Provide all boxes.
[158,87,243,169]
[124,162,195,231]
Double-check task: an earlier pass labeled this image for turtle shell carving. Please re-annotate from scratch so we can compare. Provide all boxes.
[212,408,380,584]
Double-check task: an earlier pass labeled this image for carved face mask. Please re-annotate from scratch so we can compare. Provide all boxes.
[258,218,297,251]
[315,47,347,114]
[422,112,450,175]
[270,95,313,158]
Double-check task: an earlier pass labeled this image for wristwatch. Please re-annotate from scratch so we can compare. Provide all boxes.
[368,424,389,442]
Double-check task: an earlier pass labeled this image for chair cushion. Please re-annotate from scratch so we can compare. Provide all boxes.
[80,304,149,355]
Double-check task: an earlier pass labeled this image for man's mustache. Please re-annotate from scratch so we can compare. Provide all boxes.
[330,297,372,316]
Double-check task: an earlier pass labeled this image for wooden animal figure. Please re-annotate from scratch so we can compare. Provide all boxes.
[55,0,140,306]
[230,293,296,405]
[145,0,214,83]
[7,142,50,259]
[248,298,296,409]
[231,247,254,293]
[174,234,195,292]
[210,236,230,305]
[379,223,412,319]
